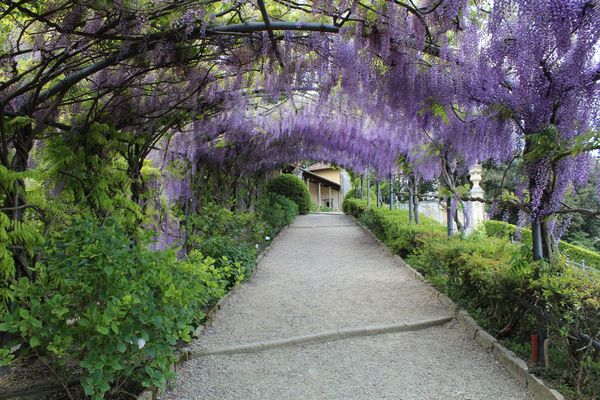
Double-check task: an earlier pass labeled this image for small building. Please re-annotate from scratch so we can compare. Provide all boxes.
[286,163,346,210]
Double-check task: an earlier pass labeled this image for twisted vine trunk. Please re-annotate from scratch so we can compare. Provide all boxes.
[2,122,35,279]
[407,175,420,225]
[0,120,35,359]
[524,134,555,367]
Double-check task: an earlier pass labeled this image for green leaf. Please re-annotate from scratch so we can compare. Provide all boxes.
[96,326,109,335]
[117,342,127,353]
[30,318,42,328]
[29,336,40,347]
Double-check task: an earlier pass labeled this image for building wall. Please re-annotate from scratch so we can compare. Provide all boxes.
[408,200,464,229]
[307,181,341,210]
[310,169,341,184]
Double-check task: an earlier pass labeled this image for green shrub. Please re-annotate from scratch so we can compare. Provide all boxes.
[188,196,297,286]
[558,242,600,270]
[195,236,254,287]
[343,187,358,200]
[0,220,228,399]
[258,193,298,235]
[484,220,600,269]
[342,198,367,217]
[189,203,268,246]
[266,174,311,215]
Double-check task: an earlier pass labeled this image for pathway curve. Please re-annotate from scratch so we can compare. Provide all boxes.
[162,214,533,400]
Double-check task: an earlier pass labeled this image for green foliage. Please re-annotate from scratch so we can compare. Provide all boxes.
[342,197,368,217]
[188,203,268,246]
[189,195,297,287]
[357,207,444,257]
[344,201,600,397]
[524,126,600,163]
[0,165,44,313]
[310,202,333,212]
[419,98,449,124]
[257,193,299,235]
[195,236,253,287]
[484,220,600,269]
[188,206,260,287]
[346,180,378,203]
[482,159,600,253]
[0,220,228,399]
[0,182,299,396]
[561,164,600,252]
[266,174,311,215]
[40,125,143,228]
[344,187,358,200]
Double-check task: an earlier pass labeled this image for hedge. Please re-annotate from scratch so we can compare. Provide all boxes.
[344,198,600,398]
[266,174,311,215]
[484,220,600,269]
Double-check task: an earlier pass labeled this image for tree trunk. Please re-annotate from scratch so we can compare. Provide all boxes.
[531,220,544,261]
[413,192,420,225]
[366,173,371,208]
[4,124,35,278]
[360,175,364,199]
[389,174,394,210]
[447,197,454,237]
[408,190,414,224]
[453,206,464,234]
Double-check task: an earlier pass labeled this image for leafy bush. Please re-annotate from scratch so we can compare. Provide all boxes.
[189,203,268,246]
[343,187,376,206]
[266,174,311,215]
[258,193,298,235]
[342,197,368,217]
[484,220,600,269]
[0,220,229,399]
[190,195,298,284]
[195,236,254,287]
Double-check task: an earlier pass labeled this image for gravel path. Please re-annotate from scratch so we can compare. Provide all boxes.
[162,213,533,400]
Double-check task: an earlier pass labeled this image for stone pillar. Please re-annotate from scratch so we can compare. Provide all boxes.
[293,167,303,179]
[467,164,485,233]
[318,183,322,206]
[328,186,332,209]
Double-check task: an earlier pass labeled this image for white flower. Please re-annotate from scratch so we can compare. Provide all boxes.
[137,338,146,349]
[255,244,259,249]
[265,236,270,241]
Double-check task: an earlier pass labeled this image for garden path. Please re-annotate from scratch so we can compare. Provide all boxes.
[161,213,533,400]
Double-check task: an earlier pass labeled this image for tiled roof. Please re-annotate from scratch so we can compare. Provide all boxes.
[308,162,333,171]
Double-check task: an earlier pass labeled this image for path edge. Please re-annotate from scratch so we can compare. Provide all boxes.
[351,215,564,400]
[137,224,291,400]
[187,316,454,358]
